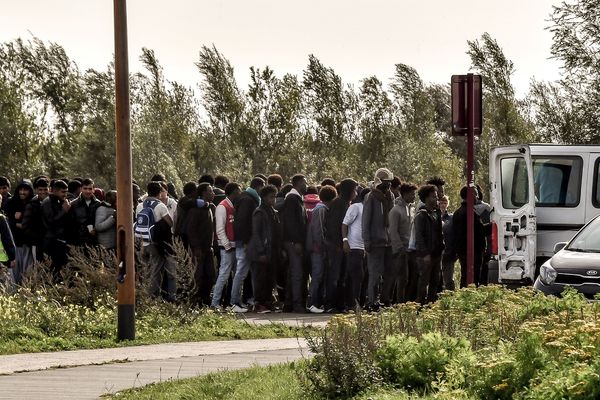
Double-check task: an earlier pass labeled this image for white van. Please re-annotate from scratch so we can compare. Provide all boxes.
[488,144,600,284]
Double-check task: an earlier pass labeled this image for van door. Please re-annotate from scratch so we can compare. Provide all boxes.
[489,145,537,283]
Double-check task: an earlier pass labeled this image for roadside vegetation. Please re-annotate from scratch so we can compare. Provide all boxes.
[0,245,309,355]
[111,286,600,399]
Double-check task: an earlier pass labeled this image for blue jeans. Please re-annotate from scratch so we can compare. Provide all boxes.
[308,252,325,307]
[230,244,250,306]
[211,248,236,307]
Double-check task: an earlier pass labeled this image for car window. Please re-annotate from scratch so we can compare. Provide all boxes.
[568,217,600,252]
[533,157,582,207]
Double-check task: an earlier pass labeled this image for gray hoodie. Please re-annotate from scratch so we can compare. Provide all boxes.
[95,202,116,249]
[388,196,413,254]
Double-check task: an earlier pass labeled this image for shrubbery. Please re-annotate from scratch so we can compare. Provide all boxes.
[303,286,600,399]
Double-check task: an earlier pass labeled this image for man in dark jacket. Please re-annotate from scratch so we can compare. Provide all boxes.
[174,182,200,248]
[69,178,101,247]
[187,183,217,307]
[323,178,357,312]
[414,184,444,304]
[247,185,280,313]
[0,176,12,212]
[4,180,34,285]
[453,186,487,288]
[362,168,395,311]
[281,174,308,313]
[439,195,457,290]
[230,177,265,312]
[42,180,71,280]
[213,175,229,205]
[22,177,50,262]
[0,198,16,287]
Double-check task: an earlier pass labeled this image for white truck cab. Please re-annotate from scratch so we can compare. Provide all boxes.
[488,144,600,284]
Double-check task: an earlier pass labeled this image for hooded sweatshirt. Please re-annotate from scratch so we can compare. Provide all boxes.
[362,188,394,248]
[4,180,34,247]
[281,188,307,244]
[306,202,328,253]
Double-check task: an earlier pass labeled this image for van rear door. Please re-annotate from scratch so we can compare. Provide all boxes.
[489,145,537,283]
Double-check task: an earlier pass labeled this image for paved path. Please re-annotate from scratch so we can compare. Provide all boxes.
[236,312,331,328]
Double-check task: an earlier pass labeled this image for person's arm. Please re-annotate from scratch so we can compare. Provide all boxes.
[0,216,16,265]
[362,195,372,252]
[215,204,231,250]
[414,212,426,257]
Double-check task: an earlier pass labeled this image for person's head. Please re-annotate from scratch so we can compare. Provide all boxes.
[338,178,358,202]
[34,177,50,201]
[146,181,163,198]
[105,190,117,207]
[166,182,178,200]
[225,182,242,202]
[279,183,293,198]
[150,173,167,183]
[321,178,336,188]
[254,173,268,183]
[390,176,402,194]
[358,187,371,203]
[418,184,438,209]
[319,185,337,206]
[267,174,283,190]
[68,179,82,196]
[94,188,105,202]
[198,174,215,186]
[260,184,278,207]
[80,178,95,200]
[182,182,198,198]
[306,185,318,195]
[459,185,477,202]
[197,182,215,202]
[52,180,69,201]
[214,175,229,190]
[159,182,169,202]
[17,181,33,201]
[0,176,10,198]
[132,183,141,204]
[426,176,446,199]
[400,182,418,204]
[374,168,394,192]
[439,195,449,214]
[476,184,485,201]
[249,177,266,191]
[291,174,308,195]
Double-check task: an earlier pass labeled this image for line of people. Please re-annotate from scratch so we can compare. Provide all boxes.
[0,169,492,313]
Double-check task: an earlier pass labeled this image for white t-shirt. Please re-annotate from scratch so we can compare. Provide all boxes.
[135,198,170,247]
[343,203,364,250]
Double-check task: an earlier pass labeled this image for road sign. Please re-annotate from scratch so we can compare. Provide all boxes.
[451,74,482,136]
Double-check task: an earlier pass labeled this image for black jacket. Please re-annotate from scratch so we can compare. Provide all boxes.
[69,194,101,246]
[452,201,487,256]
[247,204,279,262]
[324,197,349,248]
[174,195,197,238]
[234,191,260,244]
[186,203,216,250]
[414,205,444,257]
[0,214,16,263]
[281,192,307,244]
[4,180,34,247]
[41,195,71,242]
[22,196,46,247]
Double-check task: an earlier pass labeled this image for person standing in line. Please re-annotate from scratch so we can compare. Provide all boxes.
[41,180,72,281]
[362,168,395,311]
[281,174,308,313]
[213,175,230,206]
[0,196,16,287]
[0,177,12,212]
[475,184,492,285]
[439,195,457,291]
[4,180,34,285]
[69,178,101,247]
[384,182,417,305]
[342,187,369,310]
[211,182,241,310]
[414,185,444,305]
[22,177,50,262]
[324,178,358,312]
[95,190,117,250]
[247,185,281,313]
[305,185,337,313]
[230,177,265,313]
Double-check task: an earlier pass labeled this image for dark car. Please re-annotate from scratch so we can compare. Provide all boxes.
[535,215,600,299]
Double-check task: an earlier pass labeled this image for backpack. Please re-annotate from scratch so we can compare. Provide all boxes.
[134,199,160,243]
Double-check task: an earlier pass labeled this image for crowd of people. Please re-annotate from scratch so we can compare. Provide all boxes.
[0,168,492,313]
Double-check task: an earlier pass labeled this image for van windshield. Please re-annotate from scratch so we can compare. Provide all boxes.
[567,217,600,252]
[501,157,529,209]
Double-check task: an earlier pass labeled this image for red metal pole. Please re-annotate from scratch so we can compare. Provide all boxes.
[114,0,135,340]
[466,74,475,285]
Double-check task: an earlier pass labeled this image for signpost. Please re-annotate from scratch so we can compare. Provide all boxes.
[114,0,135,340]
[451,74,482,285]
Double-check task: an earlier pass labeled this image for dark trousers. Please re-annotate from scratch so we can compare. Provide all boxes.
[325,245,345,310]
[284,242,306,311]
[345,249,365,309]
[43,238,68,282]
[416,254,441,305]
[366,246,392,306]
[251,260,275,306]
[442,253,457,291]
[382,252,408,304]
[405,252,418,302]
[459,252,485,288]
[191,247,216,306]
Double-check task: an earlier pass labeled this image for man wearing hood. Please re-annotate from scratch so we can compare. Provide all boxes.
[22,177,50,262]
[230,177,265,312]
[4,179,34,285]
[324,178,358,312]
[362,168,395,311]
[69,178,101,247]
[281,174,309,313]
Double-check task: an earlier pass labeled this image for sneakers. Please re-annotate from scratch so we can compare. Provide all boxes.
[211,305,224,313]
[307,305,325,314]
[255,304,272,314]
[230,304,249,313]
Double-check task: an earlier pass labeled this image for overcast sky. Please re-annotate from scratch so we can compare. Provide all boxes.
[1,0,562,97]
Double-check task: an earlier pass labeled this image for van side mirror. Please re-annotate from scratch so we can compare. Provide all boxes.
[554,242,567,254]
